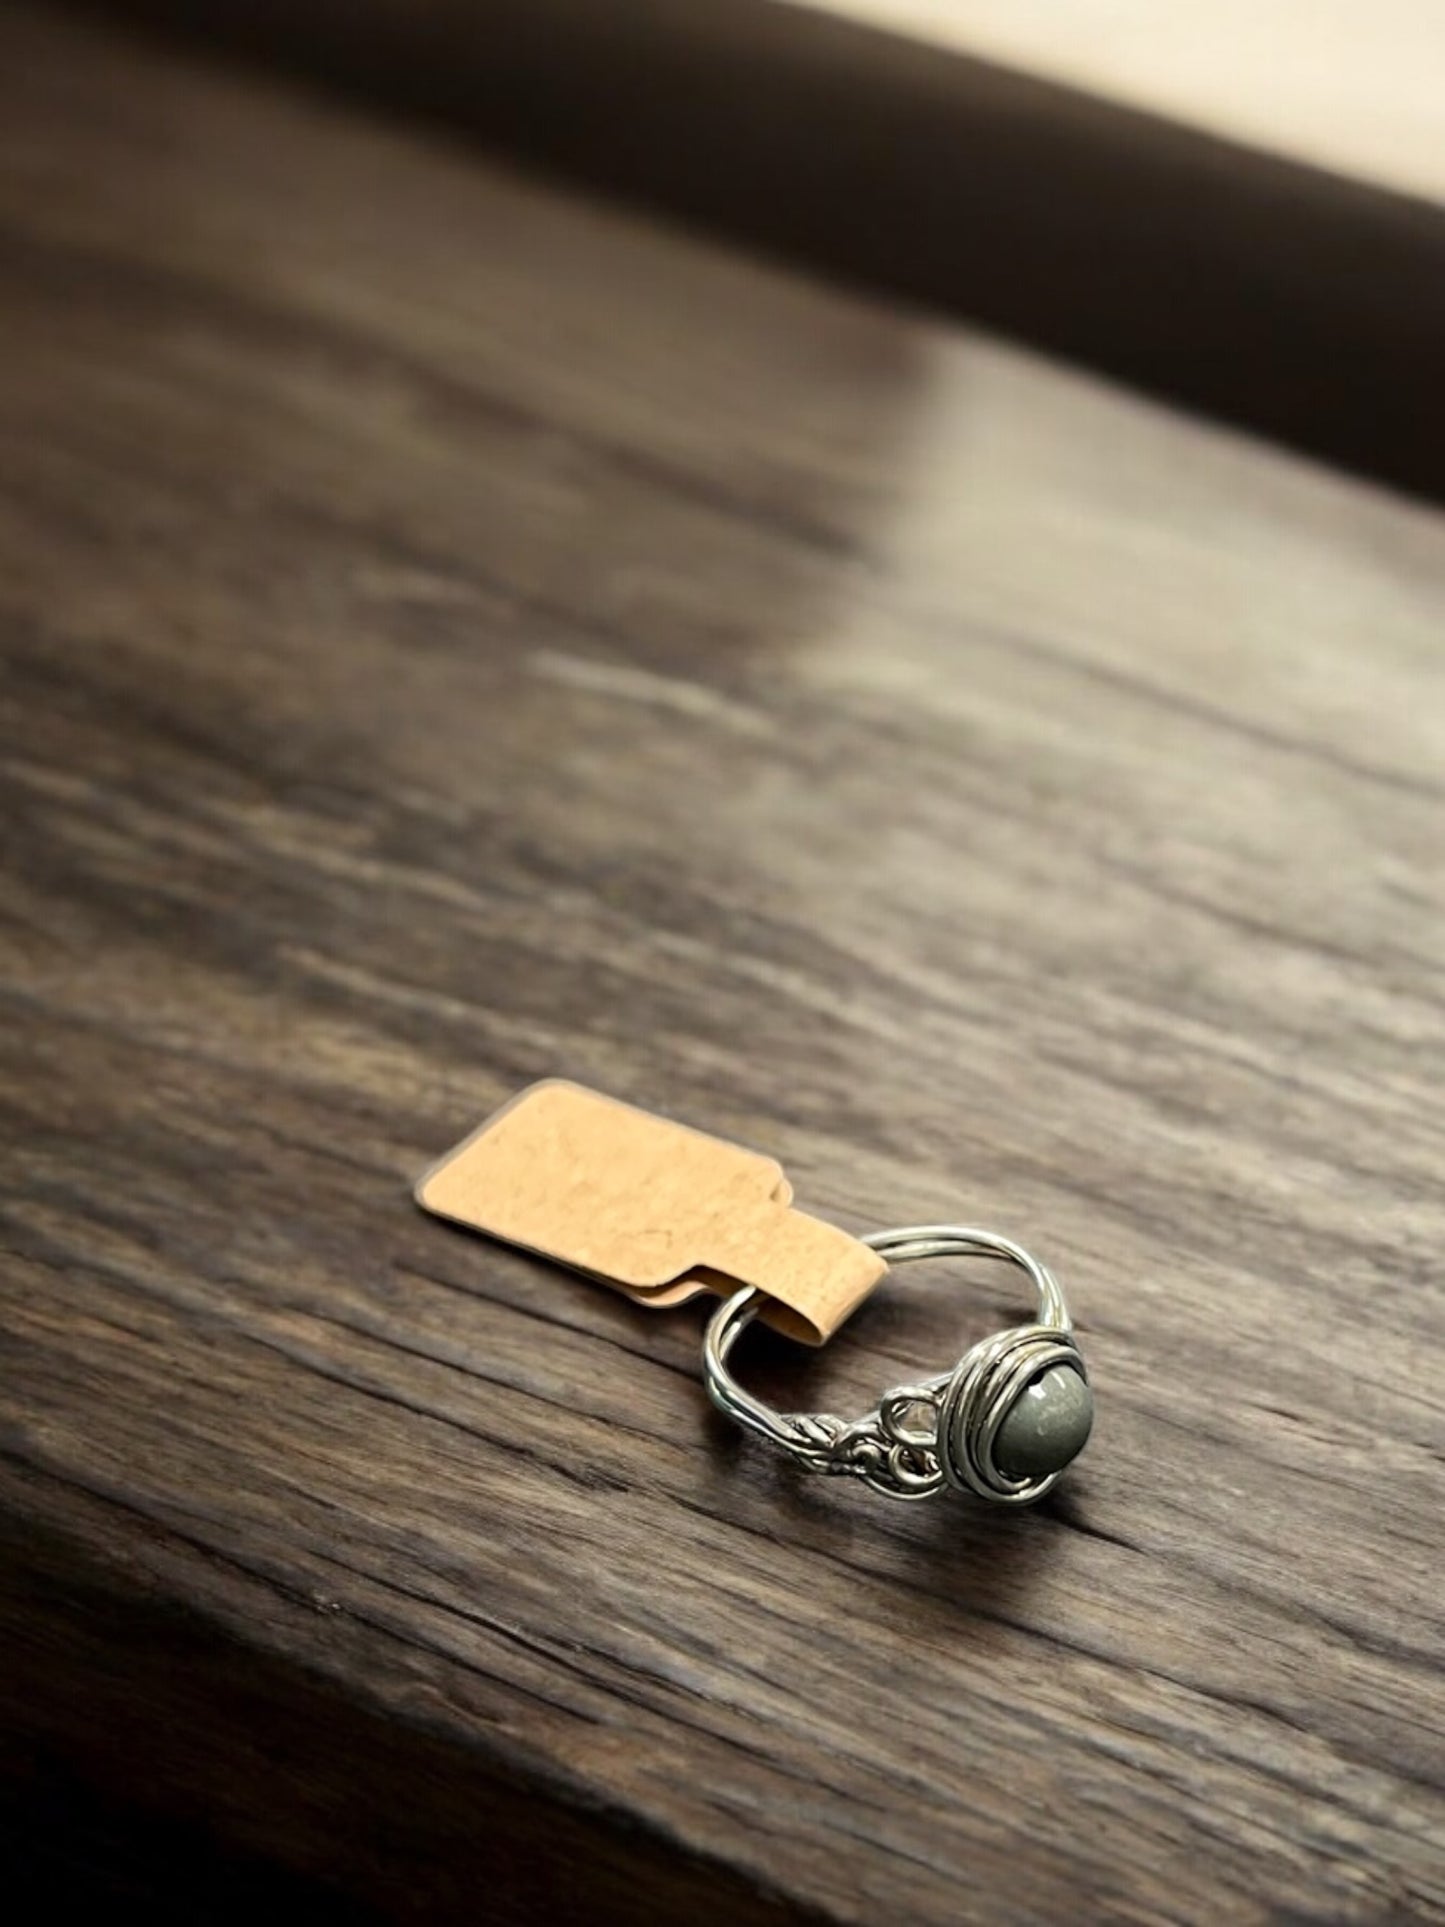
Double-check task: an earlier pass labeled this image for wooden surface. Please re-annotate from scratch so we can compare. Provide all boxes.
[68,0,1445,505]
[2,6,1445,1922]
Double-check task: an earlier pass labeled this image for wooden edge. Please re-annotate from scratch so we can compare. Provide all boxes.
[0,1494,822,1927]
[56,0,1445,503]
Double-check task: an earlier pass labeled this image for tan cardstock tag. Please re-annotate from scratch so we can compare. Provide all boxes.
[414,1080,885,1343]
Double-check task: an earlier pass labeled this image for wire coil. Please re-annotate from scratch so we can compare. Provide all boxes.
[702,1224,1087,1505]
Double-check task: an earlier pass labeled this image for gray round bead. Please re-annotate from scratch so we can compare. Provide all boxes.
[994,1364,1093,1480]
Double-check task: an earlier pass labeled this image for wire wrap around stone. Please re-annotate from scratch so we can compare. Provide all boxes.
[702,1224,1090,1506]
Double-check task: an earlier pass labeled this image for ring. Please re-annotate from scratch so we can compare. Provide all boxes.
[702,1225,1092,1504]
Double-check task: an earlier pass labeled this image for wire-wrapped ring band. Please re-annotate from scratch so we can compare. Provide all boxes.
[702,1225,1091,1504]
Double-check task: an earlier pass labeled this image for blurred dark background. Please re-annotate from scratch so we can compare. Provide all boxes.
[61,0,1445,502]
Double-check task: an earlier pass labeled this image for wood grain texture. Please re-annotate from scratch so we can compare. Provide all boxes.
[1,7,1443,1923]
[64,0,1445,505]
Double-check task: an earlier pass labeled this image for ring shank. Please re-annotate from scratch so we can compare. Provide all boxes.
[702,1224,1072,1475]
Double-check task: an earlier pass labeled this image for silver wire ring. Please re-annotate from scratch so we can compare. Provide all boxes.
[702,1225,1091,1505]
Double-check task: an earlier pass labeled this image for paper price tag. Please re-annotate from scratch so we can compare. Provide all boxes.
[415,1080,885,1343]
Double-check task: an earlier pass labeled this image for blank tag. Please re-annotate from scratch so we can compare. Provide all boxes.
[414,1080,885,1343]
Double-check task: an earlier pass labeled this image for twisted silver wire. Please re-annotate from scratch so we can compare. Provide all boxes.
[702,1224,1082,1504]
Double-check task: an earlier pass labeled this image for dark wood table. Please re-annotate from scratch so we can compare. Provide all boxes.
[63,0,1445,500]
[2,7,1442,1922]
